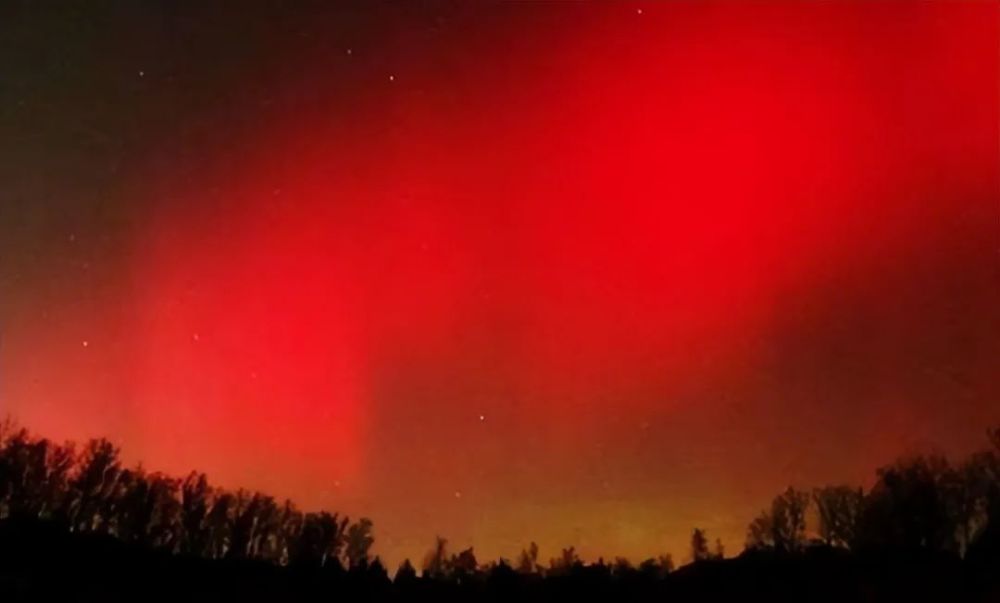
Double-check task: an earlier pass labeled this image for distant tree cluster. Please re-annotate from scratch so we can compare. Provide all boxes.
[0,417,374,570]
[414,536,675,586]
[688,527,724,562]
[745,427,1000,561]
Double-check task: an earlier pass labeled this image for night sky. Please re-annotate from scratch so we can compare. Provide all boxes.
[1,1,998,568]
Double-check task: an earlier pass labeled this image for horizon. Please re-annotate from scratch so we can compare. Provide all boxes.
[3,415,999,572]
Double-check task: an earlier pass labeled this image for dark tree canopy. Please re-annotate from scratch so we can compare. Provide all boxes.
[1,418,1000,602]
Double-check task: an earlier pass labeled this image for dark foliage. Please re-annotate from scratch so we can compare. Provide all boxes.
[1,417,999,602]
[0,418,372,568]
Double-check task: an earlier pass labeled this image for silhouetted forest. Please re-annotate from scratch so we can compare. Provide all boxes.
[1,416,999,602]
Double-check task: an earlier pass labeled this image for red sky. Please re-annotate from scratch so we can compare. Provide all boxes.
[1,2,998,568]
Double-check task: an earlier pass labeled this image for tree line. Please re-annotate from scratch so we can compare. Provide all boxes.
[742,428,1000,560]
[0,417,374,570]
[1,417,999,601]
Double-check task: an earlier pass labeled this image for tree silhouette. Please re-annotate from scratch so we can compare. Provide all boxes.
[395,558,418,584]
[862,454,956,552]
[947,459,985,556]
[69,438,122,533]
[0,421,378,575]
[344,517,375,568]
[966,429,1000,557]
[1,431,73,519]
[206,490,234,558]
[363,556,391,590]
[612,556,633,576]
[747,511,775,550]
[813,485,864,549]
[291,510,347,568]
[450,546,478,580]
[273,499,301,565]
[746,487,810,553]
[517,541,540,574]
[116,469,180,548]
[548,546,580,575]
[423,535,449,578]
[637,555,672,580]
[228,489,258,559]
[713,537,725,559]
[690,528,710,562]
[180,472,211,556]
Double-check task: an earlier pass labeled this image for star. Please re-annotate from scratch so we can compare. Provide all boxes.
[478,414,486,422]
[81,340,89,348]
[636,8,643,15]
[388,74,395,82]
[346,48,352,55]
[138,70,145,77]
[454,490,462,499]
[192,332,200,342]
